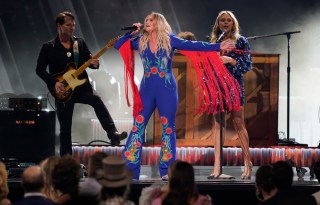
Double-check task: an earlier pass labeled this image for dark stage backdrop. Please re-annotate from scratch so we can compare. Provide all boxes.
[0,0,319,146]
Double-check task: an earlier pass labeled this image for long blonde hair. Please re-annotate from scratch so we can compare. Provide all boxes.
[40,156,60,202]
[0,162,9,200]
[139,12,172,57]
[210,11,240,43]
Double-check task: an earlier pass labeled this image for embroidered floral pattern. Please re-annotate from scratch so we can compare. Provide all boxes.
[161,116,168,125]
[159,116,173,163]
[141,49,171,85]
[159,71,165,78]
[165,127,172,134]
[142,57,152,83]
[124,114,145,163]
[151,67,158,74]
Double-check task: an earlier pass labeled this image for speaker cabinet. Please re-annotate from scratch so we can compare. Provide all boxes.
[0,110,56,163]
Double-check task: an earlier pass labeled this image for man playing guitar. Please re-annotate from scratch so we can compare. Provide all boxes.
[36,11,127,156]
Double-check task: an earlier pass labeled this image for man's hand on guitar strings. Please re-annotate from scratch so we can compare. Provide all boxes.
[89,55,99,69]
[55,82,66,93]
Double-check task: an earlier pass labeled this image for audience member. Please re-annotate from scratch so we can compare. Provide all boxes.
[0,162,10,205]
[311,160,320,204]
[40,156,60,202]
[139,160,212,205]
[51,155,81,205]
[78,152,108,203]
[12,166,56,205]
[97,156,134,205]
[313,160,320,183]
[255,160,316,205]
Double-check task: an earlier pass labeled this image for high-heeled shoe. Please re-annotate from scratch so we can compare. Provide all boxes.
[241,162,253,179]
[207,173,221,179]
[207,165,221,179]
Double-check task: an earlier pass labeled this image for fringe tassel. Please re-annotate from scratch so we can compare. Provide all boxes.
[179,50,241,114]
[118,40,143,117]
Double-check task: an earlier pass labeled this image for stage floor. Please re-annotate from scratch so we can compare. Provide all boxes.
[138,165,257,181]
[136,164,318,184]
[127,165,320,205]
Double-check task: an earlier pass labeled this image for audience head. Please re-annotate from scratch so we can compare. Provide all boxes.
[0,161,9,199]
[163,160,198,205]
[272,160,293,190]
[40,156,60,200]
[52,155,81,198]
[87,152,108,178]
[97,155,133,201]
[255,164,277,201]
[21,166,44,193]
[41,156,60,183]
[313,160,320,183]
[255,160,294,201]
[177,31,197,41]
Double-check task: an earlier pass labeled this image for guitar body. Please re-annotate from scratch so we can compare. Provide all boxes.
[48,62,87,103]
[48,36,120,102]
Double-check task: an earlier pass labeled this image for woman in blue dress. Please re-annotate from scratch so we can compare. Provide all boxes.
[114,12,238,180]
[208,11,253,179]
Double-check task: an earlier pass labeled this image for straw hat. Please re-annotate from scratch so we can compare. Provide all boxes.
[97,156,133,188]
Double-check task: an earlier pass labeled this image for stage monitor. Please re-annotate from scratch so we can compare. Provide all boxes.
[0,110,56,163]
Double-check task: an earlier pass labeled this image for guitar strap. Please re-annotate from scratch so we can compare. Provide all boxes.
[73,40,79,67]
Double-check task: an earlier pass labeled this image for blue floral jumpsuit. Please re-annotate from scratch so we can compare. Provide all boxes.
[115,33,222,179]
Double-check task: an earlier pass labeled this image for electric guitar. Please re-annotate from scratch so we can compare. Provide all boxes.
[49,36,120,103]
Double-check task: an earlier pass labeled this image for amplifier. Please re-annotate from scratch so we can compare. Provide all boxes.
[0,110,56,163]
[8,168,25,178]
[8,98,42,111]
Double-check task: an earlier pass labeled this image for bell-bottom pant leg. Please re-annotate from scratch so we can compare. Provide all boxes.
[122,91,156,180]
[156,87,178,177]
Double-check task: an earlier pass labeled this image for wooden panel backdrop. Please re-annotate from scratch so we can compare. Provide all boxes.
[151,53,279,147]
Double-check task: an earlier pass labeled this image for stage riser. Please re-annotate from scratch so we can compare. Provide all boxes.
[73,146,320,167]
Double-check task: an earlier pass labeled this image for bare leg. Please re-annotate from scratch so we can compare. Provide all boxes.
[209,113,226,178]
[232,107,252,179]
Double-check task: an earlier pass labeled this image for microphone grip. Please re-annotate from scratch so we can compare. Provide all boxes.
[121,26,138,31]
[216,31,226,43]
[216,34,224,43]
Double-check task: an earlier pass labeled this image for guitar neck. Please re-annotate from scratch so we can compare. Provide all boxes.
[73,36,120,77]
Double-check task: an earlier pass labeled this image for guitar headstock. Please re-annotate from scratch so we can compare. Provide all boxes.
[107,35,122,47]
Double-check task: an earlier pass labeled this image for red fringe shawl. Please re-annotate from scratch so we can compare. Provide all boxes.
[179,50,241,114]
[118,40,143,117]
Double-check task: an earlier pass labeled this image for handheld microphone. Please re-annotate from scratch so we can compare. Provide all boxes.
[216,29,227,43]
[121,26,138,31]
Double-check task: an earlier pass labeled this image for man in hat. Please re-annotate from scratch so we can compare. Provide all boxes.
[97,156,134,205]
[79,152,108,197]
